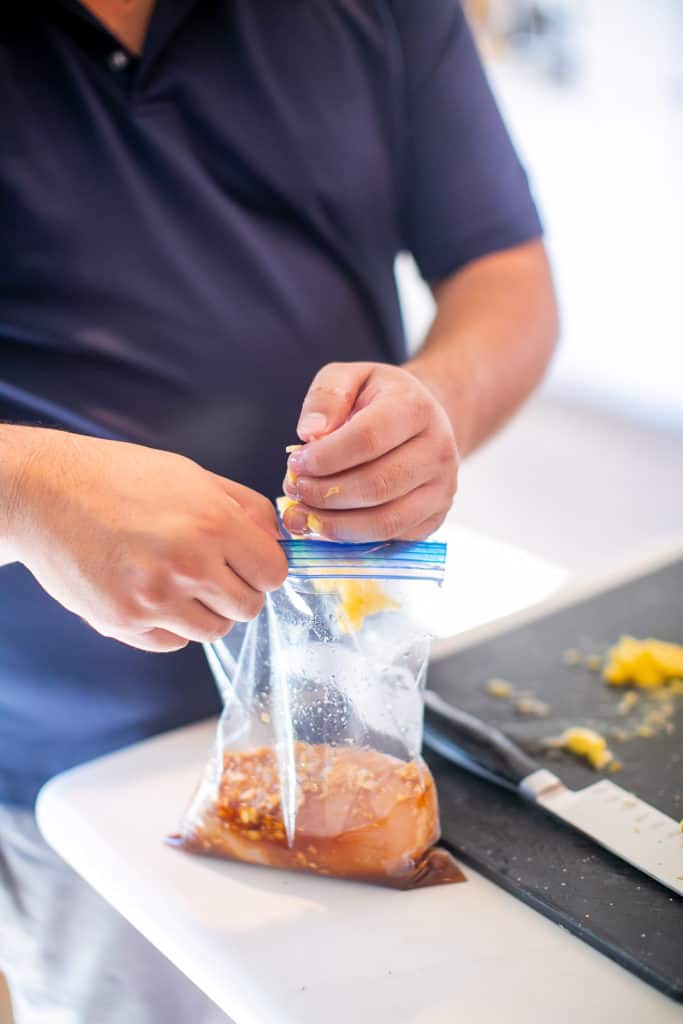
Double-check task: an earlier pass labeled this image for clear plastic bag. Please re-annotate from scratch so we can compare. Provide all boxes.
[170,540,464,889]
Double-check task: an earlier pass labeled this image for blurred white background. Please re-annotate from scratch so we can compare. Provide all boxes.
[397,0,683,576]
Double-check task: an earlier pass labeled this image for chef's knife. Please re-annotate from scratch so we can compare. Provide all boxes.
[423,689,683,898]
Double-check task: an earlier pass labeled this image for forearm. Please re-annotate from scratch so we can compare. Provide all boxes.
[405,239,559,457]
[0,424,44,565]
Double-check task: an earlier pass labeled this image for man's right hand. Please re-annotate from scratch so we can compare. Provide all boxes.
[2,428,288,652]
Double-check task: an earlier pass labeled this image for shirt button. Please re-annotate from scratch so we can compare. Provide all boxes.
[108,49,130,72]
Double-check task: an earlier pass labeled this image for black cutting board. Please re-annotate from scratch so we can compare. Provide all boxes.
[426,558,683,1001]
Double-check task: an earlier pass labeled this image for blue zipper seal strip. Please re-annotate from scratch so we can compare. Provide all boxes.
[279,540,447,583]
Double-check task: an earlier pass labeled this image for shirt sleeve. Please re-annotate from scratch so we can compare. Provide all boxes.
[392,0,543,281]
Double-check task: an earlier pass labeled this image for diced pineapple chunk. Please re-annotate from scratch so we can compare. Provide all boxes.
[603,636,683,688]
[547,727,614,770]
[314,579,400,633]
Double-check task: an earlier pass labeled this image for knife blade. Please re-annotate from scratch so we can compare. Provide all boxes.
[423,689,683,897]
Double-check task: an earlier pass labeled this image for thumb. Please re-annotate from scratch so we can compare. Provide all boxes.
[297,362,373,441]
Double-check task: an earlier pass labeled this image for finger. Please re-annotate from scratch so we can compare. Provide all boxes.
[198,567,266,621]
[214,478,281,538]
[282,483,445,543]
[395,512,447,542]
[220,505,289,592]
[153,599,235,643]
[284,434,434,510]
[104,627,190,653]
[288,394,427,480]
[296,362,373,441]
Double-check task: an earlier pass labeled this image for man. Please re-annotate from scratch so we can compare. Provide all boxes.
[0,1,558,1020]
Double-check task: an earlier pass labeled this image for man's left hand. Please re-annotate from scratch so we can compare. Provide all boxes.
[282,362,458,542]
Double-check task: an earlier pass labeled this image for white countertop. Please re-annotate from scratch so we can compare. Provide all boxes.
[36,719,683,1024]
[36,535,683,1023]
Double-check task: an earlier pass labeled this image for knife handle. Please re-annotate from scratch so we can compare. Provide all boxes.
[423,690,539,789]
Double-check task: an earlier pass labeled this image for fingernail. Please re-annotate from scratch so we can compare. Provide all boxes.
[282,476,300,499]
[297,412,327,439]
[275,495,297,519]
[285,466,298,486]
[283,504,310,535]
[287,451,306,474]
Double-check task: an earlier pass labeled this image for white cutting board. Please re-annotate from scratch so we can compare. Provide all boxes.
[37,718,682,1024]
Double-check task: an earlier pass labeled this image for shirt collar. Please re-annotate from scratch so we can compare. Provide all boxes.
[51,0,203,66]
[141,0,203,71]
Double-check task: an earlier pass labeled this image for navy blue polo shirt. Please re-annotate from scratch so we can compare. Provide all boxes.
[0,0,542,805]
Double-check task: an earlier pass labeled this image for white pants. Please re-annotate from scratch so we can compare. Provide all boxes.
[0,805,232,1024]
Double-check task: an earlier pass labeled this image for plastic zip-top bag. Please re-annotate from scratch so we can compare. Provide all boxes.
[170,540,465,888]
